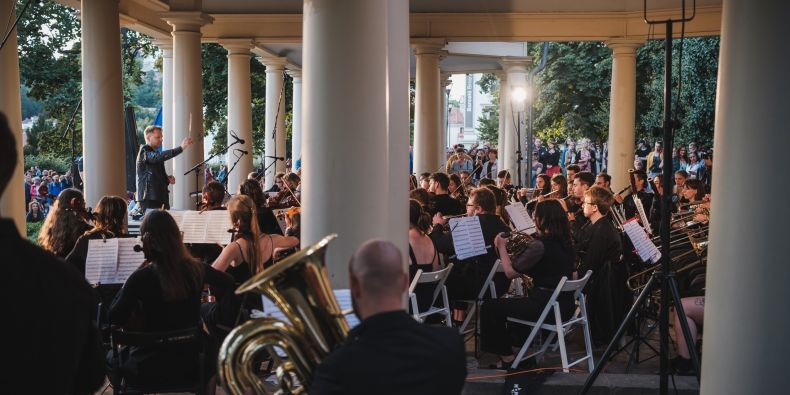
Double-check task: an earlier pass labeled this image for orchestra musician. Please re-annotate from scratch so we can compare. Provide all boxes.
[38,188,93,258]
[480,200,576,368]
[108,210,234,388]
[267,172,301,209]
[448,173,469,207]
[238,179,282,235]
[428,173,464,216]
[66,196,129,275]
[430,188,511,302]
[566,171,595,242]
[200,181,227,211]
[135,125,193,210]
[615,169,654,220]
[408,200,441,313]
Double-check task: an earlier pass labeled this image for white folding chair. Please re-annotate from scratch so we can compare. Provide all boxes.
[507,270,595,372]
[408,263,454,326]
[458,259,503,335]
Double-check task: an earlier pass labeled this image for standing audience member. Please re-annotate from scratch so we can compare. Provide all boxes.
[26,201,45,222]
[0,112,105,394]
[311,240,467,395]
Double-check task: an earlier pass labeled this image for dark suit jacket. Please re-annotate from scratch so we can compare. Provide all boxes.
[136,144,183,202]
[1,219,105,394]
[310,311,467,395]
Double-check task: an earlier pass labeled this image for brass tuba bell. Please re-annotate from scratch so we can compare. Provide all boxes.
[218,234,349,395]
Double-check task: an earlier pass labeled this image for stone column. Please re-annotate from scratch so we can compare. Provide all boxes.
[606,39,642,192]
[162,12,212,210]
[0,0,25,233]
[496,72,508,172]
[412,40,446,175]
[152,39,174,185]
[303,0,391,287]
[702,0,790,393]
[286,70,302,169]
[261,57,288,189]
[500,57,530,184]
[81,0,126,207]
[220,39,254,194]
[386,0,410,263]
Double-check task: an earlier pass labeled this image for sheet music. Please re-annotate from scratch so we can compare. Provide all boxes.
[167,210,185,227]
[203,210,233,244]
[505,204,538,235]
[623,219,662,263]
[117,238,145,283]
[449,216,488,260]
[85,239,120,284]
[272,208,289,234]
[180,210,208,244]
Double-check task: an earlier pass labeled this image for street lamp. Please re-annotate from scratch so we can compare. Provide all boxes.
[511,86,528,188]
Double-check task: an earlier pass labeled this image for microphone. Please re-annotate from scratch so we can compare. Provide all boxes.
[235,148,249,155]
[230,130,246,145]
[264,156,285,161]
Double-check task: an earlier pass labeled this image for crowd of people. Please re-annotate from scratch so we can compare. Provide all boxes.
[23,166,79,222]
[5,111,712,394]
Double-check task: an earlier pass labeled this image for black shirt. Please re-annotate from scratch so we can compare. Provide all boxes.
[577,217,622,275]
[310,311,467,395]
[513,236,576,290]
[1,219,105,394]
[430,193,464,216]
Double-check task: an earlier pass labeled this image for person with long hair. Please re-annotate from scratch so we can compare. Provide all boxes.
[26,200,45,223]
[550,174,569,199]
[448,173,468,207]
[38,188,93,258]
[238,179,282,235]
[409,200,441,313]
[480,199,576,368]
[109,210,233,387]
[66,196,128,275]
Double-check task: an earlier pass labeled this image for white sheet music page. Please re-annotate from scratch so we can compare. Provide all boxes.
[204,210,233,244]
[180,210,207,244]
[116,238,145,283]
[505,204,538,235]
[272,209,289,234]
[623,219,662,263]
[332,289,360,328]
[449,216,488,260]
[167,210,185,228]
[85,238,120,284]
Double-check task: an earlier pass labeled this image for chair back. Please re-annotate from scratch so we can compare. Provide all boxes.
[478,259,504,299]
[560,270,593,300]
[409,263,454,308]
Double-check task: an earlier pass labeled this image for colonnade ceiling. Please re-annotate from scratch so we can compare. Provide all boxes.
[56,0,722,73]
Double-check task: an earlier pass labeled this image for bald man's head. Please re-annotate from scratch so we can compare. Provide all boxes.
[349,240,407,300]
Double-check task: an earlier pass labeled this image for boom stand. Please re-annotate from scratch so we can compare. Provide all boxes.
[580,4,701,394]
[184,138,242,208]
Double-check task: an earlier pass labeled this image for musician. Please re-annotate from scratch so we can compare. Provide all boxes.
[480,200,576,368]
[428,172,464,216]
[566,172,595,243]
[674,170,689,203]
[203,196,299,336]
[199,181,226,210]
[672,296,705,375]
[268,172,301,209]
[408,200,441,313]
[431,188,511,301]
[576,186,626,344]
[409,187,432,212]
[448,173,468,207]
[109,210,234,388]
[551,174,569,199]
[135,125,193,210]
[616,170,654,220]
[681,179,710,224]
[565,164,580,184]
[517,174,550,206]
[66,195,128,275]
[311,240,467,395]
[38,188,93,258]
[418,172,432,190]
[595,172,612,192]
[459,170,474,194]
[2,112,105,394]
[265,172,285,193]
[238,179,282,235]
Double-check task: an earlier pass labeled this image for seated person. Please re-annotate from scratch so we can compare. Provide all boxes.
[310,240,467,395]
[109,210,234,387]
[672,296,704,375]
[66,195,129,275]
[480,200,576,368]
[238,179,282,235]
[408,199,441,312]
[38,188,93,258]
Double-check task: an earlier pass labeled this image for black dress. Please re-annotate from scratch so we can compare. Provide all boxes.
[480,237,576,355]
[408,244,439,313]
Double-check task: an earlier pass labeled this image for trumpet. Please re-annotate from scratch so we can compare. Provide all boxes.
[524,189,560,206]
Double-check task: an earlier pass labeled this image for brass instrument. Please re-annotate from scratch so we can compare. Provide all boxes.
[218,234,348,395]
[501,231,535,290]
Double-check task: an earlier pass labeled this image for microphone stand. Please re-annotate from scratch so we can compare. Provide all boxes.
[184,132,243,208]
[223,148,248,190]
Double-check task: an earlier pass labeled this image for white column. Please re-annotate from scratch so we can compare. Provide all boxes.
[162,12,212,210]
[496,72,508,172]
[412,40,445,175]
[500,57,530,184]
[152,39,174,185]
[220,39,254,194]
[303,0,391,287]
[386,0,410,263]
[440,73,452,158]
[0,0,25,233]
[81,0,126,207]
[606,39,641,192]
[286,70,303,169]
[261,57,288,189]
[702,0,790,393]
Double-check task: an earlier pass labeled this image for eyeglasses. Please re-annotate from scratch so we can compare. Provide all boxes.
[582,201,595,206]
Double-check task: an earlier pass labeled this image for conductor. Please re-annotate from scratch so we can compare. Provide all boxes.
[136,125,193,210]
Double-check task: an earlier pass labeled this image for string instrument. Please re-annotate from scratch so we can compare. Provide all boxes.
[268,182,301,209]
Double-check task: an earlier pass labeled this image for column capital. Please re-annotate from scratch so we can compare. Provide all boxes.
[411,38,447,56]
[606,38,644,55]
[218,38,254,55]
[286,69,302,80]
[119,14,138,29]
[499,56,532,73]
[440,73,452,87]
[259,56,289,71]
[161,11,213,32]
[151,38,172,52]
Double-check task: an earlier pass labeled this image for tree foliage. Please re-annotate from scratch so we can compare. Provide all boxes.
[476,73,500,145]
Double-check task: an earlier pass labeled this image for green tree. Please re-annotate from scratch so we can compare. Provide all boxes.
[476,73,500,145]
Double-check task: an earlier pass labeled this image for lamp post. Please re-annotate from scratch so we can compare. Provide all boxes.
[446,87,451,148]
[511,86,527,187]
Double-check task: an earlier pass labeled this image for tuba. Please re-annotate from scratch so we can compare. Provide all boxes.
[218,234,349,395]
[502,231,535,291]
